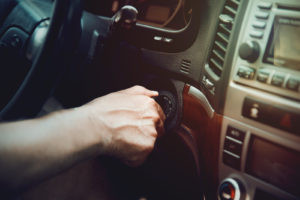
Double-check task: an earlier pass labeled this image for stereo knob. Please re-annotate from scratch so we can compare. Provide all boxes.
[218,178,245,200]
[239,41,260,62]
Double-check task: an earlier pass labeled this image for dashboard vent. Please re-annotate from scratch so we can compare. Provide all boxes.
[206,0,241,78]
[180,59,191,74]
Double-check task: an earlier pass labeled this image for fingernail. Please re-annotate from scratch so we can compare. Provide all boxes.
[152,91,159,96]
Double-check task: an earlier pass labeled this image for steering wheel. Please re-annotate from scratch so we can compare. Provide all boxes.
[0,0,82,120]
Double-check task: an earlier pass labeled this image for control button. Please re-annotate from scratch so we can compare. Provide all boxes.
[219,178,245,200]
[286,77,299,91]
[255,12,269,19]
[237,66,255,79]
[252,21,266,29]
[239,41,260,62]
[258,2,272,10]
[0,27,28,53]
[242,97,300,134]
[250,30,264,39]
[257,68,271,83]
[224,138,243,156]
[226,126,245,141]
[219,182,235,200]
[223,150,241,170]
[202,76,215,90]
[271,73,285,87]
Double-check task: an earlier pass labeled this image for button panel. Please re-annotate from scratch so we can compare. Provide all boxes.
[250,30,264,39]
[252,21,267,29]
[223,151,241,170]
[249,2,272,40]
[226,126,246,141]
[255,12,269,19]
[223,126,246,170]
[242,97,300,135]
[257,68,271,83]
[271,73,285,87]
[286,78,299,91]
[238,65,300,93]
[224,138,243,156]
[257,2,273,10]
[237,66,256,80]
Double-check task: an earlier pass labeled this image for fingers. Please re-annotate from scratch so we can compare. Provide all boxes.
[148,98,166,137]
[154,118,165,138]
[155,101,166,122]
[121,85,159,97]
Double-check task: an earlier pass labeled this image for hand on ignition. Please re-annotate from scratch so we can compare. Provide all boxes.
[81,86,166,166]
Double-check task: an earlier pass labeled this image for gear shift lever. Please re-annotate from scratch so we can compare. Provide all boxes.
[111,5,138,32]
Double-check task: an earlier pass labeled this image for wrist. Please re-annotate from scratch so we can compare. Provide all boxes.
[51,106,104,159]
[69,104,109,156]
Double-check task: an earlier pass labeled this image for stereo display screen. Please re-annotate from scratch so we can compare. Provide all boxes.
[246,136,300,196]
[264,17,300,70]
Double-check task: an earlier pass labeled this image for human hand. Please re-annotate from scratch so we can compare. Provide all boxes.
[81,86,166,166]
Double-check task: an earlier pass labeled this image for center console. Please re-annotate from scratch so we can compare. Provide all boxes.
[218,0,300,200]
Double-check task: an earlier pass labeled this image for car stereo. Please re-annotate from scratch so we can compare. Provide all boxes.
[233,0,300,101]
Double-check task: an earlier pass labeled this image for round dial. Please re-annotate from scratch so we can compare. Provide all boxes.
[218,178,245,200]
[239,41,260,63]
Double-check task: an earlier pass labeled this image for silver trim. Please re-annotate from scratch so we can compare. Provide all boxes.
[188,86,214,119]
[224,150,241,159]
[226,136,243,145]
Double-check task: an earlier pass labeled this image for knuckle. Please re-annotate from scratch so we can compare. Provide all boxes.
[147,98,157,108]
[144,140,155,152]
[151,112,160,123]
[132,85,145,91]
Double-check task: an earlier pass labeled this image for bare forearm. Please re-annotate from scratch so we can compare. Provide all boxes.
[0,107,101,194]
[0,86,165,197]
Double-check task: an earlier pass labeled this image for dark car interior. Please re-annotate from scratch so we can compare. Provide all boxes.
[0,0,300,199]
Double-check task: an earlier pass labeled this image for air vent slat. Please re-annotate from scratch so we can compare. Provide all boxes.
[209,61,222,77]
[181,63,190,68]
[205,0,242,79]
[219,24,231,34]
[225,5,237,16]
[217,32,229,44]
[210,58,223,72]
[231,0,240,6]
[212,50,225,62]
[215,41,227,52]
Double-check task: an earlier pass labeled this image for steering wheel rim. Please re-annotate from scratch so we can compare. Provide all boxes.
[0,0,83,120]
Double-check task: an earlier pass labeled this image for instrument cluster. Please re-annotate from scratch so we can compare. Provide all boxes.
[84,0,192,30]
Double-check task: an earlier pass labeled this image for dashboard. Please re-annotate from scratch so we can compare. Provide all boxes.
[0,0,299,199]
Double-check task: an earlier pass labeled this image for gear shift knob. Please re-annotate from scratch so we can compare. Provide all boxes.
[111,5,138,30]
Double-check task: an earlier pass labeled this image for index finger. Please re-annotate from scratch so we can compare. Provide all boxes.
[155,102,166,137]
[121,86,159,97]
